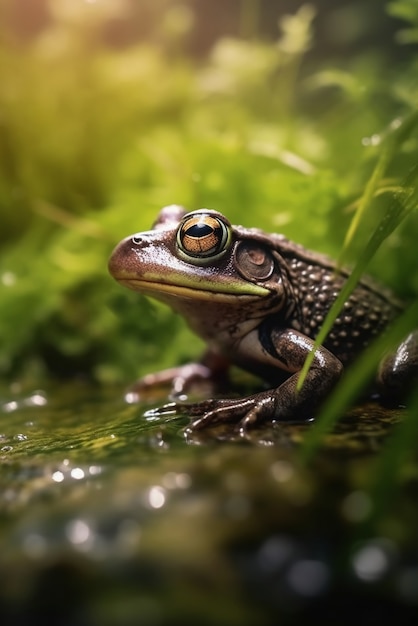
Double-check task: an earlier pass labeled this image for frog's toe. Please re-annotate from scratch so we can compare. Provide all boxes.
[186,401,245,431]
[232,398,274,435]
[235,412,263,436]
[186,395,271,431]
[186,415,212,431]
[143,402,178,418]
[187,406,233,431]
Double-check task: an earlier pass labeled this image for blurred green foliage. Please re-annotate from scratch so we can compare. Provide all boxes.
[0,0,417,385]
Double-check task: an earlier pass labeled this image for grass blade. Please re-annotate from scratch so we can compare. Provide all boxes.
[341,110,418,260]
[297,163,418,395]
[299,297,418,463]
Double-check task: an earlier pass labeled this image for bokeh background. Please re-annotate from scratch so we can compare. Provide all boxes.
[1,0,417,386]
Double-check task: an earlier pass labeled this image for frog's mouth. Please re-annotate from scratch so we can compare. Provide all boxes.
[117,277,269,302]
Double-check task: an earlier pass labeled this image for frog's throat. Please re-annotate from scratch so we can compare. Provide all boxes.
[118,278,269,302]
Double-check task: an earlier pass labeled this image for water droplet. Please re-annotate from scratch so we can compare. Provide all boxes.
[88,465,102,476]
[66,519,91,546]
[3,401,18,413]
[14,433,28,442]
[125,391,138,404]
[52,471,65,483]
[147,486,166,509]
[25,391,47,407]
[352,539,396,582]
[70,467,85,480]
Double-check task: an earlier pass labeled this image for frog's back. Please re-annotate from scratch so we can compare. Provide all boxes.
[275,238,403,364]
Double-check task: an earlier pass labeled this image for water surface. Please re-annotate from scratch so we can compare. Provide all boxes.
[0,383,417,625]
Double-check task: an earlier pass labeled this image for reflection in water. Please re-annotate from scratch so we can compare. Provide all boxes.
[0,383,416,625]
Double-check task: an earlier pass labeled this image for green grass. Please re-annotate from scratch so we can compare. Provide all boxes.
[0,0,417,421]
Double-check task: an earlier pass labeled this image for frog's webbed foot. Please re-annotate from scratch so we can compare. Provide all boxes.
[145,392,276,435]
[183,391,278,435]
[147,386,310,436]
[178,328,343,434]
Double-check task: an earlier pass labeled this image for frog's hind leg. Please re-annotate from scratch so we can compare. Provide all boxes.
[377,330,418,404]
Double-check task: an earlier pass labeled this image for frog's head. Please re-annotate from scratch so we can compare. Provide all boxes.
[108,206,289,312]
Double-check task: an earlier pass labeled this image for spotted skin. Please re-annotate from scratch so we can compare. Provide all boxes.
[282,256,400,364]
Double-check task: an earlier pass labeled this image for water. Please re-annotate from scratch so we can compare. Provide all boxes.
[0,383,417,625]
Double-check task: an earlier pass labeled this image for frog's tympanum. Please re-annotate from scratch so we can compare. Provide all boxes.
[108,206,418,432]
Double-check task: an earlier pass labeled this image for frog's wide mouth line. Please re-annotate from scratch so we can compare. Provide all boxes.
[116,277,269,301]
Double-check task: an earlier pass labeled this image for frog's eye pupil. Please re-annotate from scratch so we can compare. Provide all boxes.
[187,223,212,237]
[182,220,221,255]
[177,212,231,263]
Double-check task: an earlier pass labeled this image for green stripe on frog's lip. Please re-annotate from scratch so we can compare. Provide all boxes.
[117,277,269,301]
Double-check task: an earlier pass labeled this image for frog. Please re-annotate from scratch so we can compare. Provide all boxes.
[108,205,418,432]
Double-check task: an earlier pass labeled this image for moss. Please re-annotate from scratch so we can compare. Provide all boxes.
[0,0,417,385]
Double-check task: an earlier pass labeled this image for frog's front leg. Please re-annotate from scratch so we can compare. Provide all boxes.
[185,328,343,432]
[378,331,418,402]
[125,350,230,403]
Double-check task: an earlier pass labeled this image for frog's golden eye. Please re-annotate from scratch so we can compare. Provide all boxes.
[177,212,232,263]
